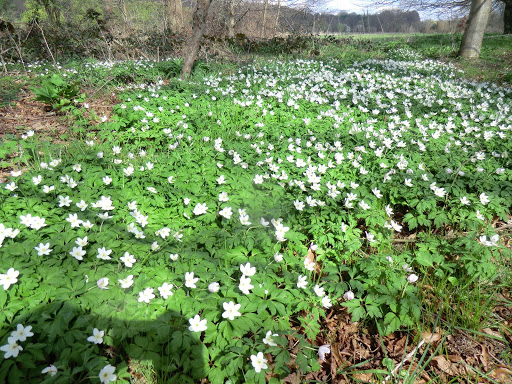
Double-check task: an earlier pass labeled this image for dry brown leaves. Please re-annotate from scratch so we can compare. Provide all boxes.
[270,306,512,384]
[0,87,116,182]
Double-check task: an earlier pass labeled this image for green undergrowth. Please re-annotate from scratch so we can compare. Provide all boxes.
[0,44,511,384]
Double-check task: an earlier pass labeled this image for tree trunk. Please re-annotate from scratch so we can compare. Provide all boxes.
[504,0,512,34]
[458,0,491,58]
[274,0,281,36]
[180,0,212,78]
[261,0,268,38]
[227,0,235,38]
[168,0,184,33]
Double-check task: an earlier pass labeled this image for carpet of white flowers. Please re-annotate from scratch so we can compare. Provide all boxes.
[1,57,511,383]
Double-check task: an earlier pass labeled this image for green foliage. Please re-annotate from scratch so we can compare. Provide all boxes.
[31,74,82,110]
[155,59,183,79]
[1,54,511,383]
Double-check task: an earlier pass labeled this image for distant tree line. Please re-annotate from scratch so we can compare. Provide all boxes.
[0,0,505,71]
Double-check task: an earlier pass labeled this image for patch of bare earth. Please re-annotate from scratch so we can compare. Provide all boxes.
[0,86,117,182]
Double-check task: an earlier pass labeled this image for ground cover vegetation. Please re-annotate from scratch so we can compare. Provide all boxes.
[1,39,512,383]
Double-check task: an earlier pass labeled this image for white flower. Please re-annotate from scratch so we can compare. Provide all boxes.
[218,192,229,202]
[321,296,332,308]
[42,185,54,193]
[99,364,116,384]
[69,246,86,261]
[103,176,112,185]
[479,193,490,205]
[58,195,72,207]
[120,252,136,267]
[83,220,94,230]
[97,278,109,290]
[294,200,305,211]
[366,231,376,243]
[185,272,199,288]
[263,330,278,347]
[158,283,174,299]
[460,196,470,206]
[297,275,308,289]
[304,258,315,271]
[434,187,446,198]
[250,352,268,373]
[359,200,370,210]
[76,200,88,211]
[314,285,325,297]
[372,188,383,198]
[239,275,254,295]
[274,253,283,262]
[385,204,394,217]
[87,328,104,344]
[97,247,112,260]
[407,274,419,284]
[343,291,355,301]
[34,242,52,256]
[11,324,33,342]
[188,315,207,332]
[138,287,155,303]
[5,182,17,191]
[41,365,57,376]
[318,344,330,361]
[169,253,179,261]
[222,301,241,320]
[476,210,485,221]
[480,234,499,247]
[0,336,23,358]
[208,282,220,293]
[0,268,19,290]
[240,262,256,277]
[118,275,134,289]
[66,213,83,228]
[32,175,42,185]
[193,203,208,216]
[219,206,233,219]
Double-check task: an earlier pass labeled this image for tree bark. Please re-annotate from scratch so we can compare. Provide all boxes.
[261,0,268,38]
[227,0,235,38]
[180,0,212,78]
[458,0,491,58]
[168,0,184,33]
[274,0,281,35]
[504,0,512,34]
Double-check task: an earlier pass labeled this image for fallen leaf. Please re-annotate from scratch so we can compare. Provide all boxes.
[480,345,490,371]
[488,367,512,383]
[421,332,442,343]
[432,355,467,376]
[482,328,503,340]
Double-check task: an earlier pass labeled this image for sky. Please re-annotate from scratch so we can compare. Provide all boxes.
[322,0,373,14]
[319,0,442,20]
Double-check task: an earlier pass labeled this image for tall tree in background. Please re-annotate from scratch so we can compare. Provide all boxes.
[180,0,212,78]
[459,0,491,57]
[168,0,184,33]
[372,0,509,32]
[371,0,500,57]
[503,0,512,32]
